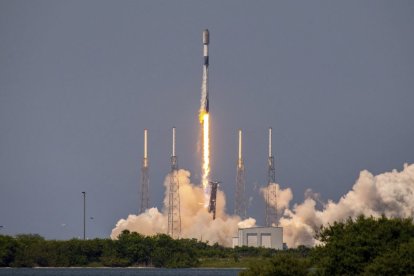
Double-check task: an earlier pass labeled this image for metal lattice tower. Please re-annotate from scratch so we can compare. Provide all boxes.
[168,127,181,238]
[265,127,278,227]
[235,129,246,219]
[140,129,149,214]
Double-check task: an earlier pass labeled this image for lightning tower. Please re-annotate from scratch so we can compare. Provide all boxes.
[168,127,181,238]
[265,127,278,227]
[235,129,246,218]
[140,129,149,214]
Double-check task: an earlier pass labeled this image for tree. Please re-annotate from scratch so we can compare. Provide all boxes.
[116,230,152,265]
[312,215,414,275]
[0,235,17,266]
[241,254,309,276]
[11,234,45,267]
[363,239,414,275]
[151,234,199,268]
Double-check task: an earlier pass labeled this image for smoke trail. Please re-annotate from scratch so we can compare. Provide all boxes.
[262,163,414,247]
[111,169,255,246]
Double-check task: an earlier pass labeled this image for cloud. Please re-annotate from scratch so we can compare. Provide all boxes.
[111,169,255,246]
[268,164,414,247]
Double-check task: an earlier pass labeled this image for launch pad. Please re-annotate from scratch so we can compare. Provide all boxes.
[136,29,282,243]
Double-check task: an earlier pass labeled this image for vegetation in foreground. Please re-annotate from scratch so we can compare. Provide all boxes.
[241,216,414,275]
[0,230,277,268]
[1,216,414,274]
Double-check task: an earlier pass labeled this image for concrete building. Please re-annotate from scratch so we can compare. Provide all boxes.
[232,227,283,250]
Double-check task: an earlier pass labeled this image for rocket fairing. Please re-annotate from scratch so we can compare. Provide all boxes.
[201,29,209,113]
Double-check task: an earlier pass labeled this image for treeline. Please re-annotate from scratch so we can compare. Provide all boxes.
[242,216,414,275]
[2,216,413,273]
[0,230,276,268]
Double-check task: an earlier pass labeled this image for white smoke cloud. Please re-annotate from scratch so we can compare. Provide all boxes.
[264,164,414,248]
[113,164,414,249]
[111,169,255,246]
[260,183,293,215]
[238,217,256,229]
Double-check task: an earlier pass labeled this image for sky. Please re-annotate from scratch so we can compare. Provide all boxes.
[0,0,413,240]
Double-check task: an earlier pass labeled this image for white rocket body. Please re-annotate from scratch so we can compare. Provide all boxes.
[201,29,209,113]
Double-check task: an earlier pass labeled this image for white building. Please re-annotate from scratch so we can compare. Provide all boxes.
[232,227,283,250]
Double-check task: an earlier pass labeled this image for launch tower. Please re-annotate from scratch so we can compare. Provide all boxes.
[168,127,181,238]
[235,129,246,218]
[265,127,278,227]
[140,129,149,213]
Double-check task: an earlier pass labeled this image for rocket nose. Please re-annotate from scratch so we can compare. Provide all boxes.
[203,29,209,45]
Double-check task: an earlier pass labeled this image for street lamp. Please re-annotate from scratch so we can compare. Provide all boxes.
[82,191,86,240]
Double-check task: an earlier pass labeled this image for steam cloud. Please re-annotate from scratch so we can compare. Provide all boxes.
[112,164,414,248]
[262,163,414,247]
[111,169,255,246]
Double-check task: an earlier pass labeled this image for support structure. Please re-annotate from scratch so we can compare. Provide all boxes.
[235,129,246,218]
[82,191,86,240]
[140,129,149,214]
[265,127,278,227]
[168,127,181,238]
[208,181,220,220]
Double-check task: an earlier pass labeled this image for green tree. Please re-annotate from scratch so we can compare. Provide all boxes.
[100,238,130,267]
[116,230,152,265]
[0,235,17,266]
[151,234,199,268]
[363,239,414,275]
[11,234,45,267]
[312,215,414,275]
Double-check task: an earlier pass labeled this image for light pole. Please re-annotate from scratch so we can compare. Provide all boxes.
[82,191,86,240]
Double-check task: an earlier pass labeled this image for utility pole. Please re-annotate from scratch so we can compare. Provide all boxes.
[82,191,86,240]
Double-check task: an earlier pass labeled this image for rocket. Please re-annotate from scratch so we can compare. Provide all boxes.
[201,29,209,113]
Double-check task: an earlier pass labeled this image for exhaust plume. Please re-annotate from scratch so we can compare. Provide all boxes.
[262,163,414,247]
[111,169,256,246]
